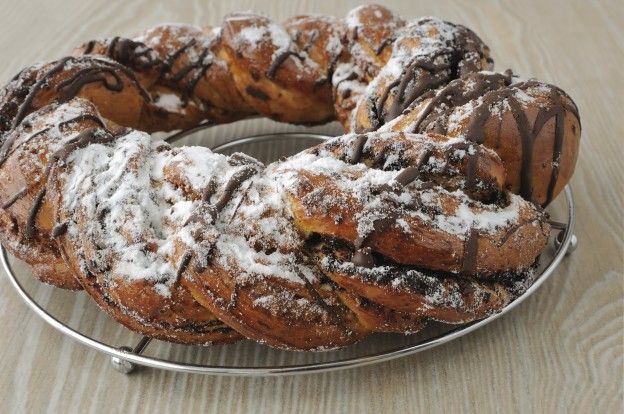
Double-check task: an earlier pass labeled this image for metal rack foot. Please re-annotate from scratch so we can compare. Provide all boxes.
[111,336,152,374]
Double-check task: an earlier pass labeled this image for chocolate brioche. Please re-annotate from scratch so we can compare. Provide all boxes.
[0,5,579,349]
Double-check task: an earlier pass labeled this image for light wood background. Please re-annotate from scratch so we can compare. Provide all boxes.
[0,1,622,413]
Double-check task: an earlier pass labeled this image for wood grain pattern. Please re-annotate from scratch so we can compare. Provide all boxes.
[0,0,622,413]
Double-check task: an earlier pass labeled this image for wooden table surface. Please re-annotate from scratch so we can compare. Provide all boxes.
[0,1,622,413]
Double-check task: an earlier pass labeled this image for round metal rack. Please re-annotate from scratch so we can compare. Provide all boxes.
[2,130,578,376]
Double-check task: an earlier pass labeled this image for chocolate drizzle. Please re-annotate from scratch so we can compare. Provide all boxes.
[398,70,579,204]
[544,111,565,204]
[201,177,218,203]
[412,71,513,134]
[358,20,494,133]
[11,57,72,129]
[393,166,421,186]
[83,40,96,54]
[8,56,152,133]
[56,67,124,101]
[214,166,257,212]
[176,250,193,279]
[461,227,479,275]
[384,51,453,122]
[347,134,368,164]
[0,113,106,189]
[103,37,160,71]
[160,39,197,76]
[1,113,113,228]
[158,38,216,101]
[21,127,115,239]
[374,36,394,56]
[2,187,27,209]
[245,86,270,101]
[290,264,345,328]
[192,165,258,272]
[301,29,319,53]
[266,49,303,80]
[185,165,255,231]
[441,141,481,192]
[0,127,50,170]
[24,189,46,240]
[463,79,578,203]
[169,48,210,83]
[464,146,479,190]
[58,113,106,129]
[51,222,68,238]
[84,34,215,101]
[351,150,432,268]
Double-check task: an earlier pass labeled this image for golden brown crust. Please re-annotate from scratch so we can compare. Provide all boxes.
[57,240,240,344]
[277,133,550,277]
[0,5,579,350]
[42,101,241,344]
[377,72,581,205]
[0,6,579,204]
[318,245,516,324]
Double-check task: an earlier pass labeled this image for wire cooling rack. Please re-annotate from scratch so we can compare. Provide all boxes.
[1,129,578,376]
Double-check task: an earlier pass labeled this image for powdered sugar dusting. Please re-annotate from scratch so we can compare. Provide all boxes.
[233,19,291,63]
[153,93,186,113]
[273,133,523,245]
[58,129,254,299]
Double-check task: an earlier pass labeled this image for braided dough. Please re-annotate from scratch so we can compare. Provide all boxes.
[0,5,579,350]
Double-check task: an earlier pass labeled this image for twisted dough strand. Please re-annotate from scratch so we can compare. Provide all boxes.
[0,5,577,349]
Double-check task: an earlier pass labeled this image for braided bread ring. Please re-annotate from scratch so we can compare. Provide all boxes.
[0,5,579,349]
